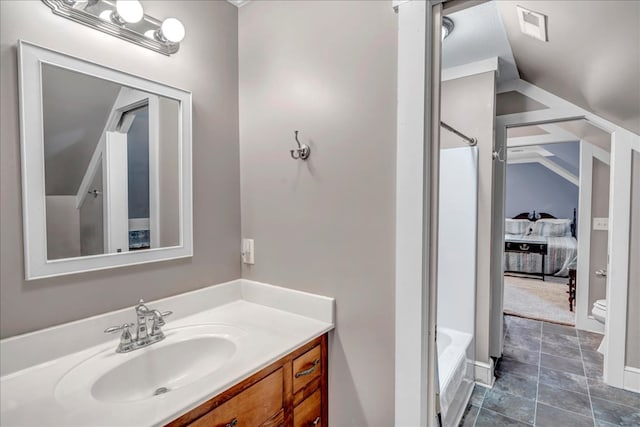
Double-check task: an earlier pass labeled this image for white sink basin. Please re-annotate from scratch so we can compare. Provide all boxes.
[55,324,242,404]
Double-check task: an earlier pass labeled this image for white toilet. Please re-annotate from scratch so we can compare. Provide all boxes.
[592,299,607,354]
[592,299,607,323]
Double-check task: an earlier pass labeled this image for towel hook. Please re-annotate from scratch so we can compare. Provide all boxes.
[290,130,311,160]
[492,145,505,162]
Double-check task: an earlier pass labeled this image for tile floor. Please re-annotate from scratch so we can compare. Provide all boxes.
[459,315,640,426]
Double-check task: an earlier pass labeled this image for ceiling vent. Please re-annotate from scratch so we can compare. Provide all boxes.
[516,6,548,42]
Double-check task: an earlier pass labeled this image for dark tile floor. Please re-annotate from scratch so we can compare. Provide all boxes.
[459,315,640,426]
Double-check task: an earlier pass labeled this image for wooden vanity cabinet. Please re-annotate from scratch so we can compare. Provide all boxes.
[166,334,328,427]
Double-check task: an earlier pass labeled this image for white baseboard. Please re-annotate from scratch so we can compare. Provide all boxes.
[623,366,640,393]
[474,359,495,387]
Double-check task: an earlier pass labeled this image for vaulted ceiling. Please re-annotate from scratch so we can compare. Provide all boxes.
[444,0,640,135]
[496,0,640,135]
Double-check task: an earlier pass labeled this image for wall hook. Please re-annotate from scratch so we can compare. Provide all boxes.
[492,146,505,162]
[290,130,311,160]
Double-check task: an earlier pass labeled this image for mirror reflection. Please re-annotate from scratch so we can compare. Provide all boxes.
[42,63,180,260]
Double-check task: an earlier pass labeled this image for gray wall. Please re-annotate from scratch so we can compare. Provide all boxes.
[496,91,547,116]
[0,0,240,338]
[505,162,578,219]
[441,72,496,366]
[127,109,150,219]
[46,196,80,260]
[626,150,640,369]
[588,159,609,309]
[158,97,180,248]
[80,167,104,256]
[238,1,397,424]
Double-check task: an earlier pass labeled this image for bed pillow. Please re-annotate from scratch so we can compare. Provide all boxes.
[531,219,573,237]
[505,219,532,235]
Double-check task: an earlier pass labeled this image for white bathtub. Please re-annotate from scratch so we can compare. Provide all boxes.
[437,327,474,427]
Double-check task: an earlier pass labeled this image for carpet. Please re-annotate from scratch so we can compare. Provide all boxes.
[503,275,575,325]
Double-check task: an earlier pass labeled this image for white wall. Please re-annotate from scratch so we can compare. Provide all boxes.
[437,147,478,337]
[0,0,240,338]
[239,1,397,424]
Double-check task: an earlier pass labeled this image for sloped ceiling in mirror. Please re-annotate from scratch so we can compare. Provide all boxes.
[42,65,120,195]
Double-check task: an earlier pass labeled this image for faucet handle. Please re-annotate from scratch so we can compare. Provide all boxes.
[104,323,134,334]
[104,323,134,352]
[150,311,172,336]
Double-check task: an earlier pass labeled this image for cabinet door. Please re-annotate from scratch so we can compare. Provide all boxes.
[293,389,321,427]
[189,369,283,427]
[292,345,321,393]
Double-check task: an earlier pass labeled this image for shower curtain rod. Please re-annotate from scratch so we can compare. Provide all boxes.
[440,121,477,146]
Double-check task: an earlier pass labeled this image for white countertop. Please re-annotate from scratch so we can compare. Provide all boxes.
[0,279,335,426]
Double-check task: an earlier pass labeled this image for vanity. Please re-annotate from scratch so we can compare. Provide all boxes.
[4,38,335,427]
[0,280,335,426]
[168,334,327,427]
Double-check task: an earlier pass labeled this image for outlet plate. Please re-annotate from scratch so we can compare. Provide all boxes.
[242,238,255,264]
[593,217,609,231]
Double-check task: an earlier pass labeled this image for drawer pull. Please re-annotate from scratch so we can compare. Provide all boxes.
[519,243,529,250]
[312,416,321,426]
[295,359,320,378]
[226,418,238,427]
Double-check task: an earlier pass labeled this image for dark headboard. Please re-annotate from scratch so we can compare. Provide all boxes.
[511,208,577,238]
[512,211,556,220]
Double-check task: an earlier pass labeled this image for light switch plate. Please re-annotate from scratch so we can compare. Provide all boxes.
[593,217,609,231]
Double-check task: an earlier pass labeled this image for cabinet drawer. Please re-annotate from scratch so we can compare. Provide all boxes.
[293,345,321,393]
[189,369,283,427]
[293,389,322,427]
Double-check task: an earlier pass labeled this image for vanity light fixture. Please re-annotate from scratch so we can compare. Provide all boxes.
[42,0,186,55]
[442,16,454,41]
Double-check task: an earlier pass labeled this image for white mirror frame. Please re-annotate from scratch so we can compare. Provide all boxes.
[18,40,193,280]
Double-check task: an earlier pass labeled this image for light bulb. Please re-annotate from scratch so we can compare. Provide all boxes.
[99,10,113,21]
[116,0,143,24]
[161,18,185,43]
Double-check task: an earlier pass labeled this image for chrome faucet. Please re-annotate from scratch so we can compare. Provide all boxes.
[105,299,172,353]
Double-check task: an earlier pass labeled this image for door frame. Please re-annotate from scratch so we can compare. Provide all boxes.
[394,0,443,425]
[575,141,610,333]
[493,78,640,390]
[606,134,640,390]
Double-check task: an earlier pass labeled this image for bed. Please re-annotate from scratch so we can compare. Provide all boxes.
[504,210,577,278]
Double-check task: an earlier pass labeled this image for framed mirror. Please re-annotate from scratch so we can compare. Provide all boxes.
[18,40,192,280]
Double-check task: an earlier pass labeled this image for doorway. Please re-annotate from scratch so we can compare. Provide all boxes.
[501,124,595,326]
[492,81,639,391]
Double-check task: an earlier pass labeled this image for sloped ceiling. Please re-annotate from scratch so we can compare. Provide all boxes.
[496,0,640,135]
[42,64,120,196]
